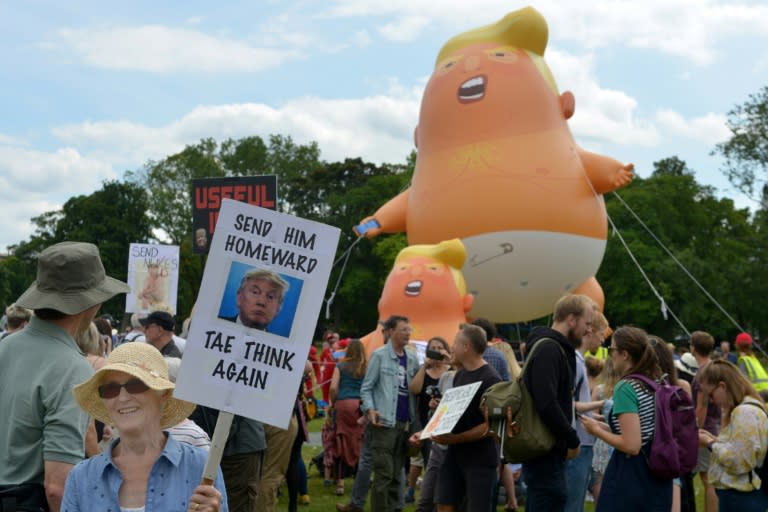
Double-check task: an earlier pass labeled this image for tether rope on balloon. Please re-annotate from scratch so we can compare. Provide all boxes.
[323,236,363,319]
[606,211,690,337]
[610,190,765,357]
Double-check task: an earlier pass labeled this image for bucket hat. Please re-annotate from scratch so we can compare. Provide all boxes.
[73,343,196,429]
[16,242,129,315]
[674,352,699,378]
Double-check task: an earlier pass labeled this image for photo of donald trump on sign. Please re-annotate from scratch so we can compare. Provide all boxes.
[218,262,302,338]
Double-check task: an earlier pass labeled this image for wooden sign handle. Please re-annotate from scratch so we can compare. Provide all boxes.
[201,411,234,485]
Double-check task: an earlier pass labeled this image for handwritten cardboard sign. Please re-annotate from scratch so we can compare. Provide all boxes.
[126,243,180,314]
[420,381,482,439]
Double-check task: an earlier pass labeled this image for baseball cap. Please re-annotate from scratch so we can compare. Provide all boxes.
[139,311,175,332]
[735,332,753,347]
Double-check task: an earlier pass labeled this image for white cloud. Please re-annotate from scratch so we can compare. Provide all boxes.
[324,0,768,64]
[42,53,664,187]
[0,142,117,250]
[655,109,731,144]
[0,197,62,252]
[0,145,115,192]
[52,26,301,72]
[547,49,660,146]
[0,133,24,146]
[352,30,372,48]
[377,16,431,42]
[52,88,421,168]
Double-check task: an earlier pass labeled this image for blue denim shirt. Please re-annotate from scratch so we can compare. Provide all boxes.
[62,434,228,512]
[360,343,419,428]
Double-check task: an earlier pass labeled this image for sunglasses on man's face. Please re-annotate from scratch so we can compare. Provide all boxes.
[98,379,150,399]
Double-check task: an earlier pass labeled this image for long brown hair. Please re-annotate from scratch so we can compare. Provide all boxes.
[613,326,662,380]
[697,359,762,424]
[343,339,367,379]
[598,356,622,399]
[649,335,679,385]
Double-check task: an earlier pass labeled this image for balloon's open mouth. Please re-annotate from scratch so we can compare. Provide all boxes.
[458,75,486,103]
[405,280,423,296]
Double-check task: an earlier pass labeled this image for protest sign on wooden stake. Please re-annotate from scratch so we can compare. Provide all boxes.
[175,198,340,429]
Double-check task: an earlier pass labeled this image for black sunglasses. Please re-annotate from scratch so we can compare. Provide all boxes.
[98,379,150,399]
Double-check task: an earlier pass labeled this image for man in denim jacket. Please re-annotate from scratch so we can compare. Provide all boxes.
[360,315,419,512]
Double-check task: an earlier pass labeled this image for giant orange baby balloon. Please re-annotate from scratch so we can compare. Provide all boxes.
[357,6,633,322]
[360,239,473,357]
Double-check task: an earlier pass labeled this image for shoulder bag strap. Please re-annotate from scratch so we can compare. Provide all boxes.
[521,338,565,379]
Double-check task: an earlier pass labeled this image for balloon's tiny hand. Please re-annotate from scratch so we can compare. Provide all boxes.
[614,163,634,188]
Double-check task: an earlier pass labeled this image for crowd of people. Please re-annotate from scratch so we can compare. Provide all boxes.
[1,241,768,512]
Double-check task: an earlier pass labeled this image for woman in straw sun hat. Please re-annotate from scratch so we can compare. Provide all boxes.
[62,342,228,511]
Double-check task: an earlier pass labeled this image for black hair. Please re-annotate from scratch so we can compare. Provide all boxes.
[382,315,409,331]
[471,318,497,341]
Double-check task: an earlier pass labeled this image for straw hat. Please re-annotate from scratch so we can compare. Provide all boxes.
[16,242,129,315]
[73,343,195,429]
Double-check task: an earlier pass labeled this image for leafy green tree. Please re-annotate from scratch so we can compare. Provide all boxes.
[126,135,324,244]
[3,181,152,320]
[598,157,758,341]
[124,135,326,322]
[714,86,768,201]
[317,157,413,335]
[175,238,205,323]
[126,136,414,335]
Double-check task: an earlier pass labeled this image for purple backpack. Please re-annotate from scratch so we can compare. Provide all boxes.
[626,373,698,479]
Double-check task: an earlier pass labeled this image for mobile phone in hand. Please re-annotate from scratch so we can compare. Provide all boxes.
[425,348,445,361]
[354,219,381,236]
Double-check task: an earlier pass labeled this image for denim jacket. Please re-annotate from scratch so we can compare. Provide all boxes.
[62,434,229,511]
[360,343,419,428]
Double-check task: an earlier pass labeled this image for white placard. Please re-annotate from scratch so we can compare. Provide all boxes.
[174,199,340,428]
[126,243,180,314]
[419,381,482,439]
[410,340,427,365]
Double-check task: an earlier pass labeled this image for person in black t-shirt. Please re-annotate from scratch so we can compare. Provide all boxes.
[407,336,451,503]
[431,324,502,512]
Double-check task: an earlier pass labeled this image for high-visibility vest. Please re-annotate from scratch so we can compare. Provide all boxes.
[738,355,768,391]
[586,346,609,361]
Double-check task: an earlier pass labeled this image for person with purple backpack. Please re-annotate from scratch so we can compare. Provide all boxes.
[581,326,673,511]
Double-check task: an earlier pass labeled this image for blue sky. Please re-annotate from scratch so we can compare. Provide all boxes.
[1,0,767,251]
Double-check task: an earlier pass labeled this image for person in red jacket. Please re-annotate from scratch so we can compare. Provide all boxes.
[321,332,340,403]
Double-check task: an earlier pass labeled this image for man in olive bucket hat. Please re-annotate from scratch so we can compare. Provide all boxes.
[0,242,129,511]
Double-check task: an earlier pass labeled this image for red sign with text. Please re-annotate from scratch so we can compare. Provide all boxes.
[192,176,278,254]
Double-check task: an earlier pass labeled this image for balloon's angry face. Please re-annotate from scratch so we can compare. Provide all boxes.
[417,43,565,153]
[378,255,464,316]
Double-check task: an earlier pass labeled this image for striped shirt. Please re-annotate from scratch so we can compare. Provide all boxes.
[166,419,211,451]
[610,378,656,444]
